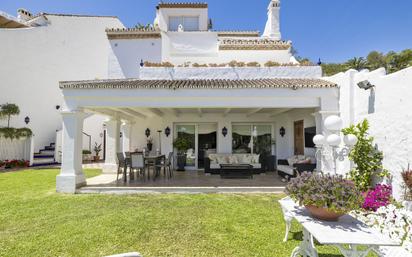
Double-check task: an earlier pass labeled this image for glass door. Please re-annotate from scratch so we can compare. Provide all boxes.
[176,124,196,170]
[198,124,217,169]
[175,123,217,170]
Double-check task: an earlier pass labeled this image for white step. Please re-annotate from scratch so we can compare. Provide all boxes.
[33,158,55,165]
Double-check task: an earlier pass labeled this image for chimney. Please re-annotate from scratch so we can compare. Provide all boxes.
[17,8,33,22]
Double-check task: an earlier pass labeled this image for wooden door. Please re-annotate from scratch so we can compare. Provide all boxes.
[294,120,304,155]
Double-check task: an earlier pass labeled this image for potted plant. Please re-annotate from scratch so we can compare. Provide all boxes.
[93,142,102,162]
[82,150,92,162]
[286,172,363,221]
[401,166,412,211]
[146,136,153,152]
[173,137,190,171]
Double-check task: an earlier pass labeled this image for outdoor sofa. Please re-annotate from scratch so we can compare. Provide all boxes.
[277,155,316,179]
[205,153,265,174]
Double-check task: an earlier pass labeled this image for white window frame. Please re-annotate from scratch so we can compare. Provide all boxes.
[168,16,200,31]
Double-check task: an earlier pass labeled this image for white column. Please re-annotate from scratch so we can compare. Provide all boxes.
[122,121,134,153]
[103,118,120,173]
[56,110,87,193]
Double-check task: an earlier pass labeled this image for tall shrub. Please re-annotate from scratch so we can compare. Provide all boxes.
[342,119,389,191]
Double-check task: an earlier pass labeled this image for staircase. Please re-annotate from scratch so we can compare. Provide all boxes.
[32,143,58,167]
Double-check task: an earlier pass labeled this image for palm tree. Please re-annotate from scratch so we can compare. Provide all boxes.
[345,57,368,71]
[135,23,153,30]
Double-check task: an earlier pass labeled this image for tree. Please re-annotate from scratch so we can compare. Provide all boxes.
[345,57,368,71]
[342,119,389,191]
[366,51,386,70]
[0,103,20,128]
[321,63,347,76]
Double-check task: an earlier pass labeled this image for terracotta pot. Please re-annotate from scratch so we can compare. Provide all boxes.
[93,156,100,162]
[305,205,345,222]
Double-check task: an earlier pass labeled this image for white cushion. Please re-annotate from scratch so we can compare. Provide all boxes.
[210,163,220,169]
[228,155,238,164]
[278,165,295,176]
[217,155,228,164]
[251,163,261,169]
[242,155,253,163]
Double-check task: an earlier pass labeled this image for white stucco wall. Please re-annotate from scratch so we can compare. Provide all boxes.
[0,15,123,152]
[140,66,323,80]
[328,67,412,199]
[275,108,317,159]
[108,38,162,79]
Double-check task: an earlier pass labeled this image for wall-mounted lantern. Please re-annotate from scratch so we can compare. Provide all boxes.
[222,127,228,137]
[165,126,171,137]
[55,105,60,110]
[24,116,30,125]
[145,128,151,138]
[279,127,285,137]
[140,59,144,67]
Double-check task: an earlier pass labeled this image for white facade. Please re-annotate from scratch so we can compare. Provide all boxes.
[328,67,412,199]
[0,14,124,154]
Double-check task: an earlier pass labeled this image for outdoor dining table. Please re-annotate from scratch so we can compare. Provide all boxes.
[125,154,166,182]
[279,198,399,257]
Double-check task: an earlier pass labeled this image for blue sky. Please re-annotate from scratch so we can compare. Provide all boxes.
[2,0,412,62]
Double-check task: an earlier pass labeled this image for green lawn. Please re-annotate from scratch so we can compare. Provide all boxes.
[0,169,374,257]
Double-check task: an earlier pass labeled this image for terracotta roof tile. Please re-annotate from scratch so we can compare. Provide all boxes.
[60,78,337,90]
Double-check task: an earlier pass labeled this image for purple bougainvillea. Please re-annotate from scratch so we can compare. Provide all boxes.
[362,184,392,211]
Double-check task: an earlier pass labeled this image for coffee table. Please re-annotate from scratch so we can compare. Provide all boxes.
[219,164,253,179]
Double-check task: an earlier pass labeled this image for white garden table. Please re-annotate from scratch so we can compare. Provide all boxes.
[279,198,399,257]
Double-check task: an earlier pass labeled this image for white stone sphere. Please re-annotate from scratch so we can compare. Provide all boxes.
[326,134,341,146]
[313,134,326,146]
[343,134,358,146]
[324,115,343,131]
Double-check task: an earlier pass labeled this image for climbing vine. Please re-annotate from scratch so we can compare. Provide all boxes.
[342,119,389,192]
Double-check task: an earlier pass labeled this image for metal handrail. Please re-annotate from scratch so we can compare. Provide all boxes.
[82,132,91,151]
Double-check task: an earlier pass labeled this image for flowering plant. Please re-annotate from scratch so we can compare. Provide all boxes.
[362,184,392,211]
[285,172,364,213]
[353,204,412,253]
[1,159,29,169]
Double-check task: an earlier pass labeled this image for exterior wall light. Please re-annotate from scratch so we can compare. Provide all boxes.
[357,80,375,90]
[145,128,151,137]
[24,116,30,125]
[140,59,144,67]
[314,115,358,174]
[55,105,60,110]
[165,126,171,137]
[279,127,285,137]
[222,127,228,137]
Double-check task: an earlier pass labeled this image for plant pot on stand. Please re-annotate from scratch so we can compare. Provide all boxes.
[176,153,187,171]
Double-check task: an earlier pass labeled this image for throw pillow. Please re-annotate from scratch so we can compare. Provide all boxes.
[209,154,218,164]
[297,159,311,164]
[228,155,238,164]
[217,155,228,164]
[251,154,260,164]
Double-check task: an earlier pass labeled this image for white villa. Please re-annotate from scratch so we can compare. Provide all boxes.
[1,1,412,196]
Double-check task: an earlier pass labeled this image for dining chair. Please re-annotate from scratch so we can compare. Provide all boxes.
[154,155,166,180]
[130,152,145,181]
[116,152,127,182]
[165,152,173,178]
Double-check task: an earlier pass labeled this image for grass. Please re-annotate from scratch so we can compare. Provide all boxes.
[0,169,376,257]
